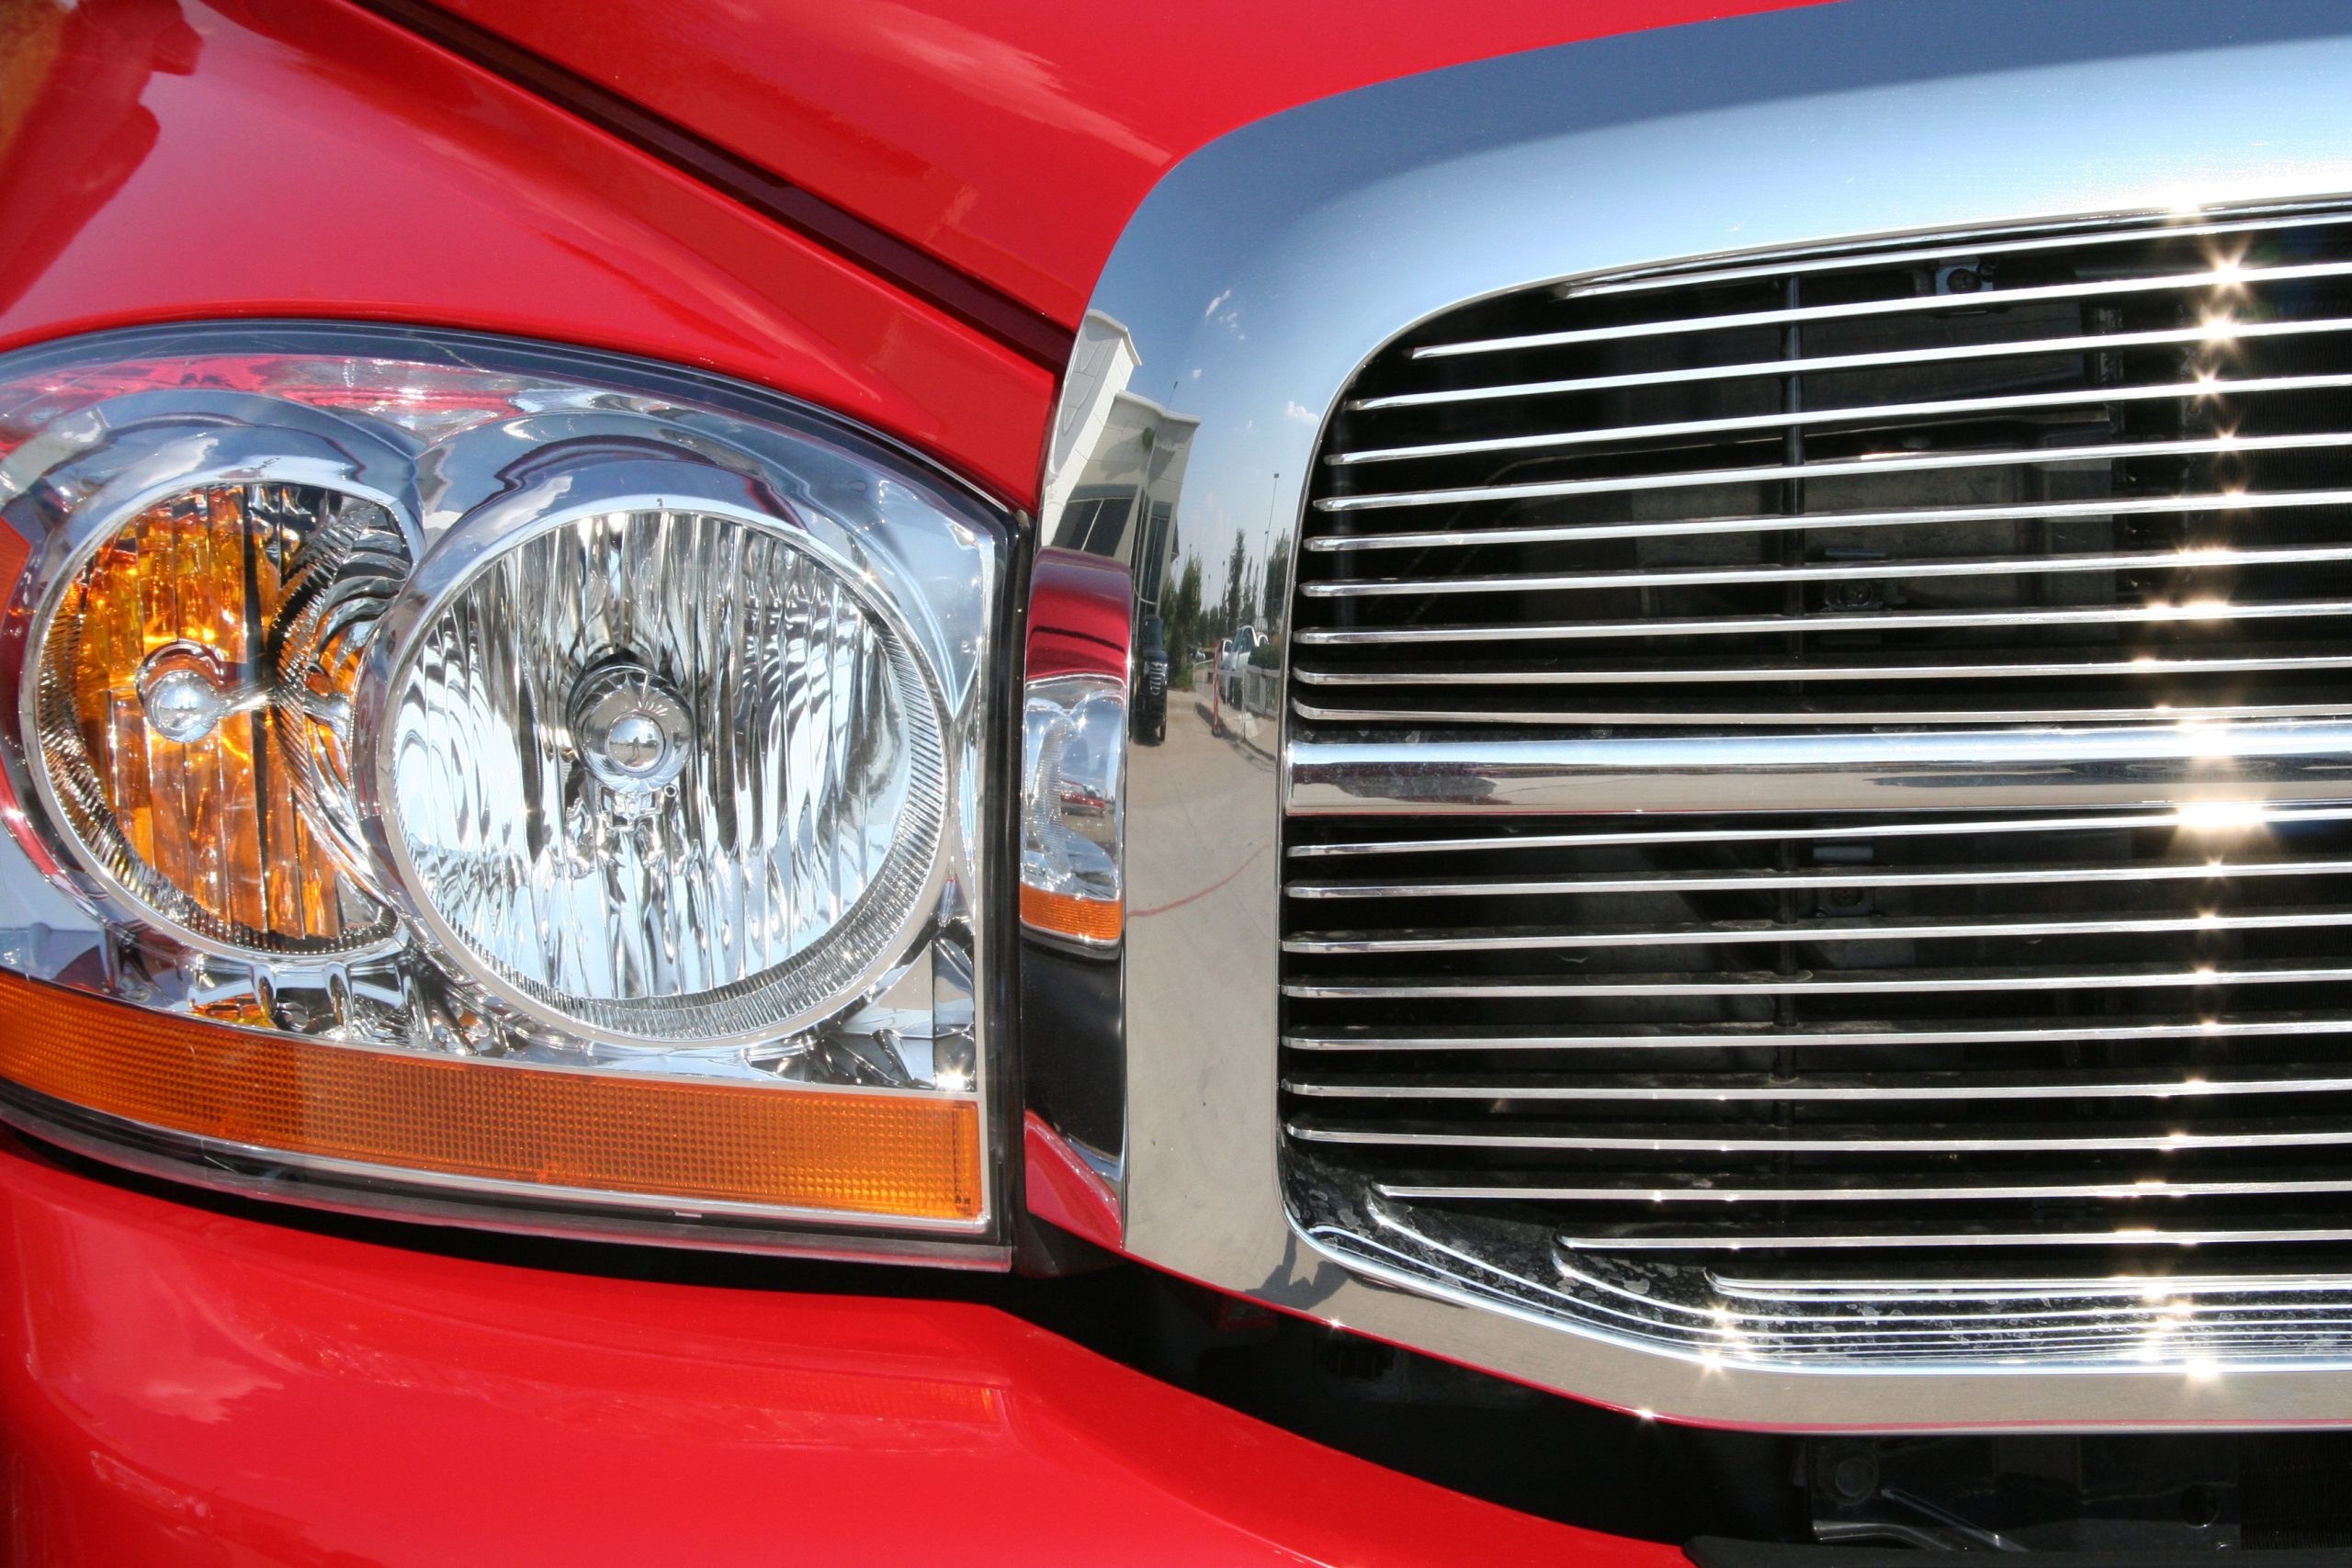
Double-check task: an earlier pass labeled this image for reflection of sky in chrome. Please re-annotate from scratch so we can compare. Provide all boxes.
[1085,0,2352,599]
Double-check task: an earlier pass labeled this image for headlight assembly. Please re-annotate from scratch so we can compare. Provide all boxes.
[0,325,1007,1257]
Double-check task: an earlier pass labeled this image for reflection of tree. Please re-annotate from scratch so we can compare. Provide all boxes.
[1164,553,1204,680]
[1221,533,1250,636]
[1259,528,1292,638]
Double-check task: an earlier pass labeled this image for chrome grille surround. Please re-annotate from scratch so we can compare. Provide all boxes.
[1060,0,2352,1427]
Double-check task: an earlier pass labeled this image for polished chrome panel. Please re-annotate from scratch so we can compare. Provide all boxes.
[1049,0,2352,1428]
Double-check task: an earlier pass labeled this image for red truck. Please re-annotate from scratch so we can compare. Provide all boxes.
[10,0,2352,1561]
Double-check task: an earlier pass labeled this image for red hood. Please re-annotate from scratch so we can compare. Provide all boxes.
[431,0,1829,337]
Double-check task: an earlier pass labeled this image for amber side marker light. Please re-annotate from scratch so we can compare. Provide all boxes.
[1019,885,1125,945]
[0,972,984,1222]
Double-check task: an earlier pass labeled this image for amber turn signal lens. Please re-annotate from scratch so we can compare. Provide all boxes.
[0,973,984,1222]
[1019,885,1125,944]
[37,483,402,951]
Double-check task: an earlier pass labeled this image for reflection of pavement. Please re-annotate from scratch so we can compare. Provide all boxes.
[1125,672,1283,1276]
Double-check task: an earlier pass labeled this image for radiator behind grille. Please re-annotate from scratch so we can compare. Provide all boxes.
[1279,205,2352,1367]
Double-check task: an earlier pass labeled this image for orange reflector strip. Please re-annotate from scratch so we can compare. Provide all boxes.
[1020,886,1125,944]
[0,972,983,1222]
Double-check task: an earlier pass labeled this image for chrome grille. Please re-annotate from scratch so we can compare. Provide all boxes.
[1279,205,2352,1367]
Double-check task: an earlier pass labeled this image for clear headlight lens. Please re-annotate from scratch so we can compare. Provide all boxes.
[376,501,947,1043]
[0,326,1004,1253]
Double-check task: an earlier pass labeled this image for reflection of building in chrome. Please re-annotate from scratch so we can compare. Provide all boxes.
[1043,312,1195,619]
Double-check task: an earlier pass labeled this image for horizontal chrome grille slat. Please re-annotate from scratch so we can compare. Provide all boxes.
[1290,855,2352,899]
[1702,1271,2352,1301]
[1329,373,2352,467]
[1296,699,2352,727]
[1283,908,2352,953]
[1349,315,2352,411]
[1306,489,2352,555]
[1294,596,2352,647]
[1315,431,2352,517]
[1295,651,2352,688]
[1561,209,2352,300]
[1380,1176,2352,1203]
[1557,1225,2352,1252]
[1411,255,2352,359]
[1288,724,2352,816]
[1284,1017,2352,1052]
[1289,803,2352,859]
[1304,539,2352,599]
[1286,1123,2352,1154]
[1283,964,2352,1000]
[1286,1072,2352,1102]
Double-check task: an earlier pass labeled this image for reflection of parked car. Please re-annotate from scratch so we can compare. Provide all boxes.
[1132,616,1168,744]
[1217,625,1261,702]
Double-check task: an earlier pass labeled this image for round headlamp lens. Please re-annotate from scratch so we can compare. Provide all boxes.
[381,505,948,1043]
[32,482,405,953]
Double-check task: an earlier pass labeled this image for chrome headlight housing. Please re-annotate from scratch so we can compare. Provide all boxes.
[0,324,1007,1258]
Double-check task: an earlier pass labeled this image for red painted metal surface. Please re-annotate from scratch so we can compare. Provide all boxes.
[0,0,1055,505]
[431,0,1838,330]
[0,1132,1679,1566]
[1023,547,1134,682]
[1022,1110,1122,1248]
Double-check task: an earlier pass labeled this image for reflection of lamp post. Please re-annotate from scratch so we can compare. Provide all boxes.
[1133,423,1156,570]
[1261,473,1283,639]
[1260,472,1280,627]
